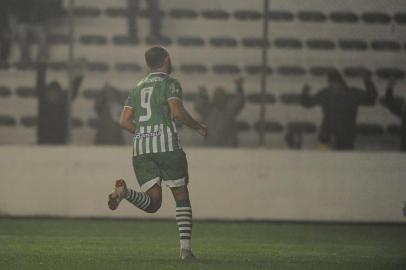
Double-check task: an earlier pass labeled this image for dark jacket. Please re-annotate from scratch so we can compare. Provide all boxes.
[194,86,244,147]
[94,86,125,145]
[384,87,406,151]
[36,64,82,144]
[302,78,377,150]
[11,0,62,24]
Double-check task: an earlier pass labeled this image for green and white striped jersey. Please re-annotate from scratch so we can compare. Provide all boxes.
[125,72,182,156]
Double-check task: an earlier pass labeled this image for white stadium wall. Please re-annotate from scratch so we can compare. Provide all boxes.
[0,146,405,223]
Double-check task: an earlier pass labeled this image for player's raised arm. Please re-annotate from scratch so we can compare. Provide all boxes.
[120,106,135,133]
[168,99,207,137]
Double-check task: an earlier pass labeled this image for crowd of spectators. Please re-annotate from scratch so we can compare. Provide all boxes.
[189,72,405,152]
[30,64,406,152]
[1,0,405,152]
[0,0,63,69]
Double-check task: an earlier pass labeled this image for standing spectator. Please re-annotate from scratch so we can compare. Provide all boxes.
[94,83,126,145]
[383,78,406,152]
[12,0,58,65]
[301,70,377,150]
[0,0,11,69]
[37,59,86,144]
[127,0,163,43]
[194,78,245,147]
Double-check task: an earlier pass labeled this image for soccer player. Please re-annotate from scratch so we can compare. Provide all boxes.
[107,46,208,260]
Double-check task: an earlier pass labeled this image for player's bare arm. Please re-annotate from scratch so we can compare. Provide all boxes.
[168,99,208,137]
[119,106,135,133]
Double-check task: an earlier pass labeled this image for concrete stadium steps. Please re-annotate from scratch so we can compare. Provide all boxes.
[48,44,70,62]
[8,28,406,67]
[271,0,405,13]
[267,103,322,124]
[71,126,97,145]
[72,42,260,65]
[0,127,36,144]
[0,70,36,89]
[238,130,260,147]
[71,98,96,120]
[238,103,260,124]
[163,18,261,39]
[1,0,405,148]
[76,0,127,9]
[69,3,406,43]
[0,95,37,118]
[0,67,402,96]
[74,17,127,37]
[93,16,405,43]
[356,133,400,151]
[357,106,400,126]
[159,0,262,11]
[68,39,406,77]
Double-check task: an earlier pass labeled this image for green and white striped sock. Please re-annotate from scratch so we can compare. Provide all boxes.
[176,200,192,250]
[125,189,151,211]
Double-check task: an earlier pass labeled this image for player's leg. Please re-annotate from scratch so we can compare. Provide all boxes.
[108,178,161,212]
[124,154,164,212]
[125,183,162,213]
[108,154,162,212]
[171,184,195,260]
[157,150,195,259]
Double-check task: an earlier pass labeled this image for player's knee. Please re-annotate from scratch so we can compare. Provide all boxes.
[145,198,162,213]
[145,207,159,213]
[145,204,160,213]
[171,185,189,201]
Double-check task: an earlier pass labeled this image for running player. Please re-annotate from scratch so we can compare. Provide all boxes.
[108,46,208,260]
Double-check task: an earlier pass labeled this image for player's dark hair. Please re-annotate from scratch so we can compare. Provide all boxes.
[145,46,169,69]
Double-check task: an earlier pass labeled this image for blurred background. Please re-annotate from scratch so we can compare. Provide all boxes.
[0,0,405,222]
[0,0,405,151]
[1,2,405,268]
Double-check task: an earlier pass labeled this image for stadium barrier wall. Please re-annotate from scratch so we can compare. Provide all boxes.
[0,146,405,223]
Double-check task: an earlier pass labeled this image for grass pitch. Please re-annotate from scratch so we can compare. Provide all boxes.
[0,218,405,270]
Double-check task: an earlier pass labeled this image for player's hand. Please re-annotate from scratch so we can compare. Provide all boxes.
[197,124,208,137]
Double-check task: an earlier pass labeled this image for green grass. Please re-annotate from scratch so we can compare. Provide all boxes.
[0,218,405,270]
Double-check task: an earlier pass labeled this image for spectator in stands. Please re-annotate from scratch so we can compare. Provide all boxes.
[383,78,406,152]
[12,0,62,65]
[0,0,11,69]
[94,83,126,145]
[127,0,162,43]
[37,59,86,144]
[301,70,377,150]
[194,78,245,147]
